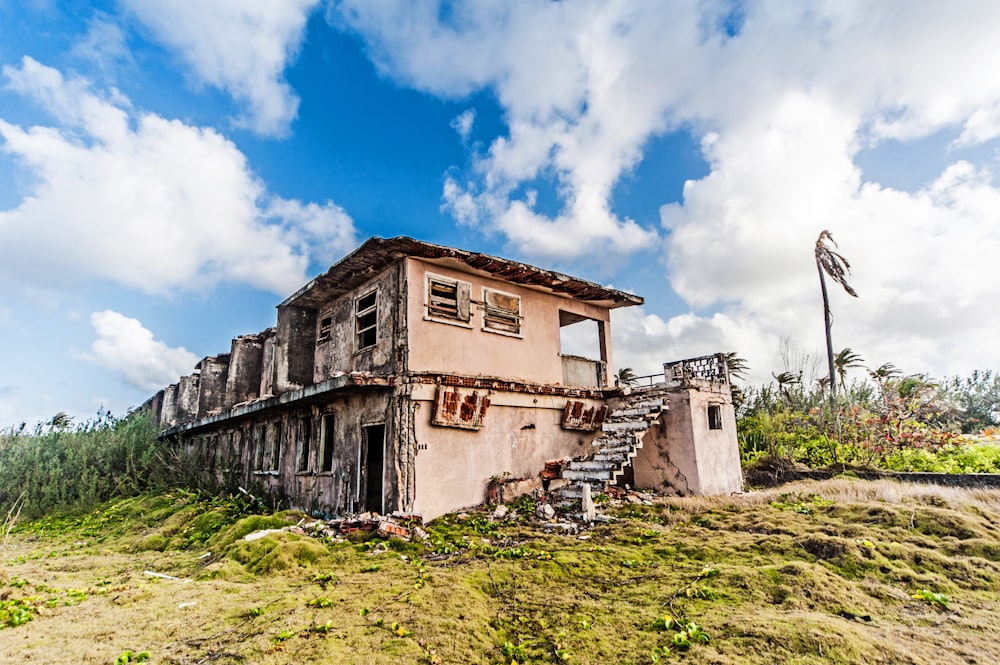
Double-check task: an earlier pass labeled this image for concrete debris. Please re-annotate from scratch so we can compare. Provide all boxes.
[535,503,556,520]
[581,483,596,523]
[376,520,410,540]
[239,512,426,545]
[228,485,660,555]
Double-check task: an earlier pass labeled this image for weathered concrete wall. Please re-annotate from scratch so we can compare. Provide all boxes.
[182,388,399,516]
[260,333,275,397]
[176,375,200,424]
[226,334,265,406]
[313,266,401,383]
[148,389,165,427]
[409,384,604,520]
[405,258,613,387]
[161,384,180,429]
[274,306,317,394]
[632,383,742,496]
[561,355,604,388]
[196,355,229,418]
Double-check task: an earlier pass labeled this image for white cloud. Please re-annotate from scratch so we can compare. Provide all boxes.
[955,102,1000,147]
[122,0,319,137]
[332,0,675,263]
[450,109,475,141]
[71,13,132,72]
[0,57,356,296]
[332,2,1000,381]
[87,310,198,392]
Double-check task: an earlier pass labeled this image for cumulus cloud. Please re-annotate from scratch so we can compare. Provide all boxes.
[332,0,673,263]
[334,2,1000,381]
[122,0,319,136]
[0,57,356,296]
[87,310,198,392]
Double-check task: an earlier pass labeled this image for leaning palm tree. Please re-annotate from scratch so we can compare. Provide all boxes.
[833,347,865,391]
[772,371,802,404]
[616,367,637,386]
[724,352,749,382]
[815,231,858,407]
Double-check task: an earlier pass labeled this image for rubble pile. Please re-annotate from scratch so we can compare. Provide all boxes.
[240,486,659,546]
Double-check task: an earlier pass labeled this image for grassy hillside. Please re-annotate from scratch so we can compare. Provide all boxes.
[3,479,1000,664]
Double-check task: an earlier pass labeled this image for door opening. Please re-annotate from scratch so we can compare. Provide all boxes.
[362,424,386,513]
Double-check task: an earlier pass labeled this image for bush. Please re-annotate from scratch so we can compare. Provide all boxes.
[0,409,167,518]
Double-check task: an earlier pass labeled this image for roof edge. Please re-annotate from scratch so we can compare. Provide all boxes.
[280,236,644,310]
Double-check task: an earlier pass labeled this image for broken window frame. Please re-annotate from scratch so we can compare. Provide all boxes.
[481,287,522,337]
[316,312,333,345]
[355,289,378,351]
[253,424,267,472]
[297,416,312,473]
[269,422,282,473]
[708,404,723,430]
[424,272,472,326]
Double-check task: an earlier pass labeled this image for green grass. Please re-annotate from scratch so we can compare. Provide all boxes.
[4,479,1000,664]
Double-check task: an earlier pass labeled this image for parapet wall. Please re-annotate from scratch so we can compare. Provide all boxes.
[148,328,277,431]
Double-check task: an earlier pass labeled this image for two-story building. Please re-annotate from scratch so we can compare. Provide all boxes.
[149,237,742,520]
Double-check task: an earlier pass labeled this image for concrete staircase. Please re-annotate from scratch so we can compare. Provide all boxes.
[558,388,669,498]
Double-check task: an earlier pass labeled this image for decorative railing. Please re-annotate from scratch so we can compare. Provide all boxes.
[664,353,729,384]
[616,353,731,388]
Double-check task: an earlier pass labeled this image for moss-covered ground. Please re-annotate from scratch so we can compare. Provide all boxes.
[3,479,1000,664]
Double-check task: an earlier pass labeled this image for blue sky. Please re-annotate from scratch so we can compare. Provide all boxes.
[3,1,1000,428]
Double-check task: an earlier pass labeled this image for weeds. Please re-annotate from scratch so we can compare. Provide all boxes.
[912,589,950,610]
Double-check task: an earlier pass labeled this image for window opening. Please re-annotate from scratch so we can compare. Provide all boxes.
[559,316,600,359]
[355,290,378,350]
[361,424,386,513]
[320,414,335,473]
[297,417,312,472]
[482,288,521,335]
[708,405,723,430]
[270,422,282,471]
[317,314,332,344]
[254,425,266,471]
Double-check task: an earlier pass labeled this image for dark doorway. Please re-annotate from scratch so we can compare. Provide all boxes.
[362,424,386,513]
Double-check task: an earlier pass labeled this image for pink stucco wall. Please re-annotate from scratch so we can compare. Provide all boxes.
[408,388,605,520]
[404,258,614,386]
[632,384,742,496]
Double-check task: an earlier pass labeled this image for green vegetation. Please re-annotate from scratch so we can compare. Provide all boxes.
[737,358,1000,474]
[0,410,166,519]
[3,479,1000,663]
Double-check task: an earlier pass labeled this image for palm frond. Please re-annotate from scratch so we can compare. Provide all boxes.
[815,230,858,297]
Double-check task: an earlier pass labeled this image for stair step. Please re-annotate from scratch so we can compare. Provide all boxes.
[593,453,627,462]
[565,460,613,471]
[562,468,613,481]
[609,401,665,418]
[602,421,650,432]
[594,444,636,454]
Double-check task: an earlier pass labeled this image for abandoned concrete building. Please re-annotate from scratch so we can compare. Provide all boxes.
[146,237,742,520]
